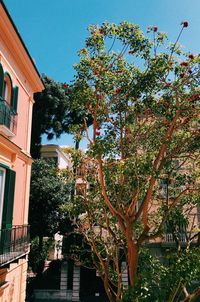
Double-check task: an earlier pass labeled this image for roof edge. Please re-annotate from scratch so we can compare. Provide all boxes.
[0,0,44,88]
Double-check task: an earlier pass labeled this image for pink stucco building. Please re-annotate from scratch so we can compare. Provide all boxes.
[0,2,44,301]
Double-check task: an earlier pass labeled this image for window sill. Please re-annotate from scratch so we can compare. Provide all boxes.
[0,281,10,294]
[0,124,15,138]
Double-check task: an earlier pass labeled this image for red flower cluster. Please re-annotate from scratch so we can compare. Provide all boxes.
[97,94,103,100]
[63,83,69,89]
[191,94,200,101]
[115,87,121,94]
[153,26,158,32]
[187,94,200,102]
[181,21,189,28]
[99,28,107,35]
[95,130,101,136]
[188,54,195,60]
[94,70,99,76]
[180,61,188,67]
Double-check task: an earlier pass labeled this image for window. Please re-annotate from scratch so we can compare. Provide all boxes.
[3,73,18,113]
[0,66,18,135]
[3,73,12,105]
[0,66,18,114]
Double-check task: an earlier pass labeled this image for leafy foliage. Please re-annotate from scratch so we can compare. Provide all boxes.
[65,21,200,301]
[28,236,53,274]
[122,248,200,302]
[31,76,93,158]
[29,159,72,240]
[31,76,69,158]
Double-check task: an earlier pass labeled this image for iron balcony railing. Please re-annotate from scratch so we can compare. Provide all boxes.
[163,231,200,244]
[0,225,30,266]
[163,213,200,244]
[0,98,17,135]
[163,233,187,243]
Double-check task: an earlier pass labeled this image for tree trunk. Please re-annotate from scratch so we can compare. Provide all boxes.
[126,225,139,287]
[103,275,115,302]
[71,139,80,200]
[75,139,80,150]
[181,287,200,302]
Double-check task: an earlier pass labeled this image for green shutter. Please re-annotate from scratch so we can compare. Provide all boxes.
[11,86,18,113]
[2,169,16,230]
[0,64,4,98]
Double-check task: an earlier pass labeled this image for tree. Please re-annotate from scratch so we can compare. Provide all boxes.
[29,159,72,248]
[28,236,53,275]
[65,21,200,301]
[31,76,93,159]
[121,247,200,302]
[31,76,69,158]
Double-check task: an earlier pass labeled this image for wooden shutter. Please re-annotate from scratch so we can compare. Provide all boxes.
[0,64,4,98]
[11,86,18,113]
[2,169,16,229]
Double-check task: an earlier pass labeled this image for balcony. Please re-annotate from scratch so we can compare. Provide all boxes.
[0,225,30,267]
[163,233,187,243]
[162,231,200,248]
[0,98,17,137]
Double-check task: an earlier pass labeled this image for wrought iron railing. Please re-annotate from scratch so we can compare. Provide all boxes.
[0,98,17,135]
[0,225,30,266]
[163,233,187,243]
[163,231,199,244]
[163,213,200,244]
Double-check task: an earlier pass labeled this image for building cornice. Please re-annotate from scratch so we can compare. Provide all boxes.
[0,2,44,92]
[0,135,33,165]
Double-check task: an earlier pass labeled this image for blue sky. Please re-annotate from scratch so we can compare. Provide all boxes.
[4,0,200,148]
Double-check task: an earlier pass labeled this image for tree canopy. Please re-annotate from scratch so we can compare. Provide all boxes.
[31,76,93,158]
[31,76,68,158]
[29,159,72,243]
[64,21,200,302]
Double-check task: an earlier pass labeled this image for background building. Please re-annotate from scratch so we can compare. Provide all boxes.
[0,2,44,301]
[40,144,72,170]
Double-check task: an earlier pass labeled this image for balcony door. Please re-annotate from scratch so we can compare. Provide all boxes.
[0,167,6,228]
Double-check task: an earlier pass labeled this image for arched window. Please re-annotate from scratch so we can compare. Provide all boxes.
[3,73,12,105]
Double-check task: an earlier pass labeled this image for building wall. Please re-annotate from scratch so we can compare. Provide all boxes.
[40,145,72,170]
[0,36,34,153]
[0,2,44,301]
[0,59,34,227]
